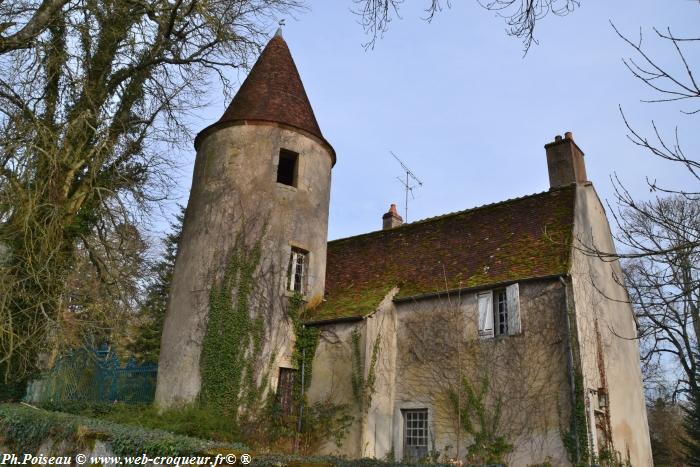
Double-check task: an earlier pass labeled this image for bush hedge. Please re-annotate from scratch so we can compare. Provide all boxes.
[0,403,246,457]
[0,404,457,466]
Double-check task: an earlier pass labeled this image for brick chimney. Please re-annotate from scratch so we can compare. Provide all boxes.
[545,131,588,188]
[382,204,403,230]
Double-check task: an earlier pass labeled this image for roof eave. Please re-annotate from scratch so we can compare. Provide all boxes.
[392,273,570,304]
[303,315,365,327]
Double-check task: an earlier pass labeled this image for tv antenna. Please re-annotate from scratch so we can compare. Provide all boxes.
[390,151,423,222]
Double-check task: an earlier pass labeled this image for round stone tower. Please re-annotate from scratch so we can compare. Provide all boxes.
[155,30,335,408]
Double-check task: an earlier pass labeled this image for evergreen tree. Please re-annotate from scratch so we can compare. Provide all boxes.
[683,374,700,466]
[128,207,185,363]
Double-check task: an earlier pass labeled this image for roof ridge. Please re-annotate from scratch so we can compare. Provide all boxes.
[329,185,576,244]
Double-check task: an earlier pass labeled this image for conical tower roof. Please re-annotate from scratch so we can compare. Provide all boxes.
[220,32,322,137]
[196,31,334,163]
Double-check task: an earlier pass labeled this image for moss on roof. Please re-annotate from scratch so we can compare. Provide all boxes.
[303,186,576,323]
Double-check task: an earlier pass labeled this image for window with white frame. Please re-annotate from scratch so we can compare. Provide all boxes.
[402,408,429,461]
[287,248,307,293]
[477,283,521,338]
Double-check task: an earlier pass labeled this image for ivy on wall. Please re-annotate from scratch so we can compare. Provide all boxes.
[199,234,264,416]
[447,375,513,464]
[198,238,351,452]
[288,293,319,397]
[256,293,352,453]
[562,306,591,467]
[562,369,590,466]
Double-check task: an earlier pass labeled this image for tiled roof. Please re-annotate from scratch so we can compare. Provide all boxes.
[304,186,577,322]
[196,33,332,159]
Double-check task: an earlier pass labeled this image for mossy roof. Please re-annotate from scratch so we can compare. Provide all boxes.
[303,186,576,323]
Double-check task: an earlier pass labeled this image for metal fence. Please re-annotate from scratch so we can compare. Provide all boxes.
[25,348,157,405]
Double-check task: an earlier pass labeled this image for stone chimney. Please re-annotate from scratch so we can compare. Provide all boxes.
[545,131,588,188]
[382,204,403,230]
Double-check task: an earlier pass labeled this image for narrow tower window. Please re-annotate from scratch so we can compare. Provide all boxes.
[277,149,298,186]
[288,248,308,293]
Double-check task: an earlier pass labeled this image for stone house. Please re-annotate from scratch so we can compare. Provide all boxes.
[155,30,652,465]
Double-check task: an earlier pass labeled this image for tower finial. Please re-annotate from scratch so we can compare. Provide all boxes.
[275,19,285,37]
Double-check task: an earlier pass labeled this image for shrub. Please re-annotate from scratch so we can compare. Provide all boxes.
[0,404,247,456]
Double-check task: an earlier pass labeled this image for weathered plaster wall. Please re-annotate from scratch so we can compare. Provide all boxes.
[361,288,398,458]
[306,321,363,456]
[389,281,572,465]
[307,288,398,457]
[312,281,574,464]
[569,183,652,466]
[156,123,332,407]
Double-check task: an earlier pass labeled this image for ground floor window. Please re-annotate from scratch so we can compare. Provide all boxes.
[402,408,429,461]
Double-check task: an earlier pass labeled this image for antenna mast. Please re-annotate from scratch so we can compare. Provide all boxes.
[390,151,423,222]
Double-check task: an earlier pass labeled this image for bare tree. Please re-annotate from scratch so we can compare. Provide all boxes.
[576,23,699,260]
[0,0,301,382]
[620,197,700,399]
[352,0,579,51]
[573,20,700,400]
[612,22,700,199]
[592,19,700,462]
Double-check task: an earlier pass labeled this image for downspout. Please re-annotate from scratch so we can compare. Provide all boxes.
[560,275,580,464]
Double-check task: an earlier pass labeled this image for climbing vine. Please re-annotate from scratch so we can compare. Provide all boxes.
[447,375,514,464]
[562,369,590,466]
[562,308,590,466]
[350,328,381,412]
[254,293,351,453]
[288,293,320,396]
[200,233,264,417]
[199,243,350,452]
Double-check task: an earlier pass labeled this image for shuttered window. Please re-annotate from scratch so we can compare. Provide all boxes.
[477,283,521,338]
[477,292,494,338]
[506,282,521,334]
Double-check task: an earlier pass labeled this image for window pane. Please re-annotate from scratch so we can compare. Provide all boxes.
[494,289,508,336]
[403,409,428,460]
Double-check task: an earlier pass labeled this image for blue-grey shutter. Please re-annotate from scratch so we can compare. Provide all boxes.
[478,292,494,338]
[506,283,521,335]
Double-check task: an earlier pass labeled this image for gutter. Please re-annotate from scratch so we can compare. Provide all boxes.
[303,315,364,327]
[393,273,566,304]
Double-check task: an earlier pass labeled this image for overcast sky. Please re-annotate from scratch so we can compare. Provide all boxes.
[167,1,700,245]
